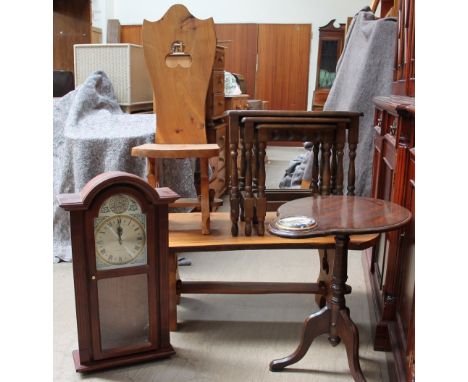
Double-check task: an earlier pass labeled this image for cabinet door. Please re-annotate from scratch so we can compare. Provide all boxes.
[255,24,311,110]
[397,148,415,376]
[374,131,397,289]
[53,0,91,71]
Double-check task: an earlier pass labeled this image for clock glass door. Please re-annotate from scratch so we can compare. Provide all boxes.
[97,274,149,351]
[92,193,154,358]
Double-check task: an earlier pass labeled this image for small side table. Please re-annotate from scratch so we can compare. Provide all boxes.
[267,195,411,382]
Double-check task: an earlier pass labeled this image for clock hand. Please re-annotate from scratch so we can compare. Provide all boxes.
[106,225,120,240]
[116,218,123,245]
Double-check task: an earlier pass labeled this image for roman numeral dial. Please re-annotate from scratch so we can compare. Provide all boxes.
[94,215,146,268]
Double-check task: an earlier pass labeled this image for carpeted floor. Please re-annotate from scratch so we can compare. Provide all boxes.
[53,147,390,382]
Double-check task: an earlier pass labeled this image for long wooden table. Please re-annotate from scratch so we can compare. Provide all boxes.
[168,211,379,331]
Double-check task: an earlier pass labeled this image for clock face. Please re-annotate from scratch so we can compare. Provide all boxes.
[94,194,147,270]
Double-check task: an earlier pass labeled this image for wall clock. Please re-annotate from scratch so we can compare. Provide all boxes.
[58,171,179,372]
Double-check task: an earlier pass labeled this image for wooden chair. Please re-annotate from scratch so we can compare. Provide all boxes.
[132,4,220,234]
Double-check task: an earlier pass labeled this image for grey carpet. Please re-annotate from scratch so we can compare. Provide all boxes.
[53,71,196,262]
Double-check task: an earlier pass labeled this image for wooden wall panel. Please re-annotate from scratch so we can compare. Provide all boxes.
[91,27,102,43]
[120,23,311,111]
[53,0,91,71]
[255,24,311,110]
[214,24,258,98]
[121,25,143,45]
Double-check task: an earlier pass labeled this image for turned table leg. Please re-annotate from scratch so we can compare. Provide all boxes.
[243,121,255,236]
[256,139,267,236]
[229,121,240,236]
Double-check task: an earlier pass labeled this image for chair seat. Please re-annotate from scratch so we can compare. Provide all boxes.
[132,143,220,159]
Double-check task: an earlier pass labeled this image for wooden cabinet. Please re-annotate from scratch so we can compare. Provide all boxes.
[53,0,92,71]
[225,95,249,112]
[206,46,228,199]
[368,95,414,381]
[392,0,415,97]
[367,1,415,379]
[311,20,345,111]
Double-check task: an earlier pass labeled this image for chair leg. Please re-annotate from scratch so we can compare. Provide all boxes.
[147,158,158,188]
[200,158,210,234]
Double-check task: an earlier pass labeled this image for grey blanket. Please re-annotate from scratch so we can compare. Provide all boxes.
[301,9,397,196]
[53,71,196,262]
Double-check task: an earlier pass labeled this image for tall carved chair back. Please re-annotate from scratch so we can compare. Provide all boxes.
[132,4,220,234]
[142,4,216,144]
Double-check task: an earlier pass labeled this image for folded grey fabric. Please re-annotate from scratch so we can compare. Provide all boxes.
[302,10,397,196]
[53,71,196,262]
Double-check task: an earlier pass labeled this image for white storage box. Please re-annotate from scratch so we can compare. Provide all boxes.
[74,44,153,113]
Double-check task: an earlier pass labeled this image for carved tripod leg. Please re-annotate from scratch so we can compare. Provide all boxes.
[315,249,335,309]
[270,307,330,371]
[337,310,366,382]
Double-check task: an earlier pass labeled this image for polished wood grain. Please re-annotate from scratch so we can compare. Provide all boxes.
[367,93,415,381]
[393,0,414,96]
[168,211,379,251]
[58,172,178,372]
[120,24,142,45]
[255,24,311,110]
[53,0,91,71]
[268,195,411,381]
[142,4,216,144]
[215,24,258,98]
[131,144,219,158]
[270,196,411,238]
[131,4,220,234]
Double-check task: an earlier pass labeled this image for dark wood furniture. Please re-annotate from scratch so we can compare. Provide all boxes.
[228,110,361,237]
[57,172,179,372]
[167,211,380,332]
[53,0,91,72]
[367,95,415,377]
[205,45,228,199]
[131,4,221,234]
[267,195,411,382]
[312,20,346,111]
[366,0,415,380]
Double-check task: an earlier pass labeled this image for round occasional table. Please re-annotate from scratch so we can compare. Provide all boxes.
[267,195,412,382]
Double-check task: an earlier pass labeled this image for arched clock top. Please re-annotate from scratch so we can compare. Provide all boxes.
[57,171,179,211]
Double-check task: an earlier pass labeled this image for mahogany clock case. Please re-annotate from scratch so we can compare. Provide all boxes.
[58,172,179,372]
